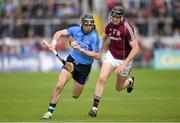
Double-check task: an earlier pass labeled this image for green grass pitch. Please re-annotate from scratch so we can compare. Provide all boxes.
[0,68,180,122]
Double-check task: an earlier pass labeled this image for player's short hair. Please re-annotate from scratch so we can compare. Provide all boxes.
[110,6,124,18]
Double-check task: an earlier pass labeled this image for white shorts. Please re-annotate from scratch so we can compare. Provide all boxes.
[104,50,133,76]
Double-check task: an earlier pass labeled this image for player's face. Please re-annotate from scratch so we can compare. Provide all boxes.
[110,15,123,26]
[82,23,94,34]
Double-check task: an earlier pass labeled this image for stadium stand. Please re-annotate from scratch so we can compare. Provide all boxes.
[0,0,179,71]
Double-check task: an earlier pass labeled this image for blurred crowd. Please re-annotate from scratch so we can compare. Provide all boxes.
[106,0,180,36]
[0,0,82,56]
[0,0,180,67]
[0,0,82,38]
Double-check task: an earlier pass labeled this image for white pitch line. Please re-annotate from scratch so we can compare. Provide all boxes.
[0,121,180,123]
[0,97,180,103]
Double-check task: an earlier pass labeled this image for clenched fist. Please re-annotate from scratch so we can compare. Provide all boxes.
[70,41,79,49]
[69,36,81,51]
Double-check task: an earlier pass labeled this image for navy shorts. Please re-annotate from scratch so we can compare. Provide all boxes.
[64,55,92,85]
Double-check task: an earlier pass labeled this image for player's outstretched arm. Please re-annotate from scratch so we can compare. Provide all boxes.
[80,48,101,59]
[49,29,68,48]
[69,36,101,59]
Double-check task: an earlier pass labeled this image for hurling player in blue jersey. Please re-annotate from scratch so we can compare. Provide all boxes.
[41,14,101,120]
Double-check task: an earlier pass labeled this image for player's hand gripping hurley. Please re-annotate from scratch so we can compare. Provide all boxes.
[43,40,74,73]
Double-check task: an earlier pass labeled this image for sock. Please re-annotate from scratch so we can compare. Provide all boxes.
[93,95,101,109]
[128,77,133,87]
[48,103,56,113]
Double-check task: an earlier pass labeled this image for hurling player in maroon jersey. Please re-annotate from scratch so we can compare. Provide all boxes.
[88,6,139,117]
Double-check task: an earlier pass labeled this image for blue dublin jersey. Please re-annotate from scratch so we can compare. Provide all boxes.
[67,26,101,65]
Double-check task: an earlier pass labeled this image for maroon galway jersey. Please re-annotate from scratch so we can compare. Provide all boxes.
[105,19,135,60]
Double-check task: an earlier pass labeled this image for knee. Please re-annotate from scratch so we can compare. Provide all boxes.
[55,81,64,92]
[115,86,123,92]
[72,95,80,99]
[99,77,107,85]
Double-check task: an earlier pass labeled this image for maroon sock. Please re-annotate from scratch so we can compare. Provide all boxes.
[93,95,101,108]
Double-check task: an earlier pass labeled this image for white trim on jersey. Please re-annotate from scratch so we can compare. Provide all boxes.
[124,21,135,40]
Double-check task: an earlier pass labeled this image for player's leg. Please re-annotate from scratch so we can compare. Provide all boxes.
[115,61,134,93]
[116,75,134,92]
[72,81,84,99]
[50,69,72,103]
[71,59,92,99]
[115,75,128,91]
[71,71,90,98]
[95,61,114,97]
[41,69,72,120]
[88,51,116,117]
[88,61,114,117]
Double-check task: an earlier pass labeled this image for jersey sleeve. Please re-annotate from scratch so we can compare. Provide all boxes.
[124,22,136,42]
[66,26,77,36]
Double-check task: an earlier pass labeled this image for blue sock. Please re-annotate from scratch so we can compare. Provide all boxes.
[48,103,56,113]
